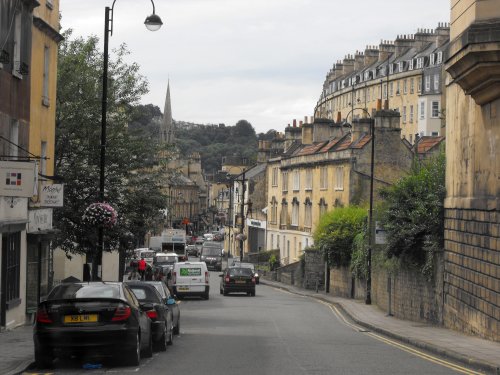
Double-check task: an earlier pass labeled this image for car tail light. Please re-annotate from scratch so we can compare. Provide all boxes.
[36,306,52,324]
[225,276,230,283]
[251,277,256,284]
[172,271,176,284]
[205,271,209,284]
[145,310,158,319]
[112,304,131,322]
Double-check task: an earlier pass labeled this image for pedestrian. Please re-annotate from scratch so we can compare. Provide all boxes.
[145,264,153,281]
[138,256,147,280]
[128,255,139,280]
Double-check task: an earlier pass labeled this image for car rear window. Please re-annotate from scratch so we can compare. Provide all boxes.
[49,284,120,299]
[229,268,253,277]
[202,248,221,256]
[129,286,161,303]
[179,267,201,276]
[156,255,177,263]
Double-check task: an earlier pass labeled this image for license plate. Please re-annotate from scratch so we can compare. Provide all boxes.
[64,314,98,323]
[235,280,246,284]
[177,286,190,291]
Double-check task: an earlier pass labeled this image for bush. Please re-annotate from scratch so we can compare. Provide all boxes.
[313,206,367,267]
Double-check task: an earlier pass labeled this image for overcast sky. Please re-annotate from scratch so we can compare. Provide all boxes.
[59,0,450,133]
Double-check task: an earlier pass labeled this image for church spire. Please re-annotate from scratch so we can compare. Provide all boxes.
[162,80,174,144]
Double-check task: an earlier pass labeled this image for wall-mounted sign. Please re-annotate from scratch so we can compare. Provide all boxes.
[40,184,64,207]
[246,218,266,230]
[0,161,36,197]
[27,208,53,233]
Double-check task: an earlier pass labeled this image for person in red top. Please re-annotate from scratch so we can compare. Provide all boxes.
[138,257,147,280]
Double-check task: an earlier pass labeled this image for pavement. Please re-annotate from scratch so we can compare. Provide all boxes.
[260,278,500,375]
[1,278,499,375]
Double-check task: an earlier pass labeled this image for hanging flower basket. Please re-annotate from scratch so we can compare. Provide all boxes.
[82,202,117,228]
[236,233,247,241]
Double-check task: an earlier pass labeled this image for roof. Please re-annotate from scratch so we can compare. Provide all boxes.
[416,136,445,154]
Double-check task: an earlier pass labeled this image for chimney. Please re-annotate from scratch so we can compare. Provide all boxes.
[342,55,355,75]
[293,119,297,128]
[304,116,308,124]
[394,34,415,56]
[378,40,395,62]
[333,62,344,78]
[354,51,365,71]
[351,118,372,143]
[414,28,435,51]
[435,22,450,47]
[364,46,379,66]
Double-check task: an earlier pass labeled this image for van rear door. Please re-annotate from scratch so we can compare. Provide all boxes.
[175,263,206,293]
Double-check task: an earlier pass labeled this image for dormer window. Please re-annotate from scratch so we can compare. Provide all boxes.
[409,59,414,70]
[398,61,404,72]
[416,57,424,69]
[437,51,443,64]
[372,69,376,78]
[389,64,394,74]
[430,53,435,65]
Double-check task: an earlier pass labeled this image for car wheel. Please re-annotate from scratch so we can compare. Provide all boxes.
[155,324,168,352]
[251,290,256,296]
[142,330,153,358]
[35,347,53,368]
[223,288,228,296]
[173,318,180,335]
[167,324,174,346]
[124,332,141,366]
[203,292,209,300]
[219,288,223,295]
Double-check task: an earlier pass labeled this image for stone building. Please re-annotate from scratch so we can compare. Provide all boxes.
[315,25,449,144]
[443,0,500,342]
[266,108,414,265]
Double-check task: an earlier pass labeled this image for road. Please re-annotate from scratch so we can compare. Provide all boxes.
[26,270,479,375]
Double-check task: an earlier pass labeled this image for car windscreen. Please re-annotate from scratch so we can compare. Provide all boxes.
[156,255,177,263]
[228,268,253,277]
[202,248,221,256]
[129,286,161,303]
[48,284,120,299]
[240,263,255,271]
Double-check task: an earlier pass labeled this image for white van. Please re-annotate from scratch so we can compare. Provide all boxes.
[172,261,210,300]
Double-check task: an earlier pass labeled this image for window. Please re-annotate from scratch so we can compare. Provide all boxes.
[270,197,278,224]
[410,105,414,123]
[403,79,407,94]
[334,167,344,190]
[281,171,288,192]
[389,64,394,74]
[277,235,280,249]
[409,59,414,70]
[291,198,299,227]
[437,51,443,64]
[420,100,425,119]
[304,198,312,228]
[398,61,403,72]
[410,78,414,94]
[431,101,440,117]
[383,84,387,99]
[417,79,422,93]
[46,0,54,9]
[319,198,328,218]
[430,53,435,65]
[42,46,50,106]
[271,234,274,248]
[416,57,423,69]
[425,76,431,92]
[320,166,328,190]
[280,199,288,226]
[433,74,439,90]
[3,232,21,305]
[402,106,407,123]
[271,167,278,186]
[389,82,393,96]
[12,11,22,78]
[305,169,313,190]
[292,170,300,191]
[432,131,439,136]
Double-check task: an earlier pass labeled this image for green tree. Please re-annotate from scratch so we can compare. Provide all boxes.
[54,30,169,263]
[380,149,446,278]
[313,206,367,267]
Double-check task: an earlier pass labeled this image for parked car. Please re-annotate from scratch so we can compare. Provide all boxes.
[219,267,256,296]
[200,242,223,271]
[141,281,181,335]
[125,282,174,351]
[172,261,210,300]
[33,282,153,368]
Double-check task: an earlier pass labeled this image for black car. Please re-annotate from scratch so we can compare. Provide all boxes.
[219,267,256,296]
[125,282,174,351]
[33,282,153,368]
[135,280,181,335]
[200,243,223,271]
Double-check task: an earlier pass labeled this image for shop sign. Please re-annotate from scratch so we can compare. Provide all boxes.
[28,208,53,233]
[0,161,36,197]
[40,184,64,207]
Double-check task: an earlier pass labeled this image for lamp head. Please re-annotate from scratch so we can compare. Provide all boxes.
[145,13,163,31]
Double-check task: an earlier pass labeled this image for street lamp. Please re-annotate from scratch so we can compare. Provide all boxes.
[94,0,163,281]
[343,107,374,305]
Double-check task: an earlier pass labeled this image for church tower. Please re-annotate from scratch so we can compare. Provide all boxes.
[161,81,174,144]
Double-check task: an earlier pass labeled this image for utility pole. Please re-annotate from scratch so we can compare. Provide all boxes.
[239,169,246,262]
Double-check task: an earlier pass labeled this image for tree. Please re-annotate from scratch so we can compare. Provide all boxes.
[380,149,446,278]
[313,206,367,267]
[54,30,169,264]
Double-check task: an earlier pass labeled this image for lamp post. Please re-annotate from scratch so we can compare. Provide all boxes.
[344,107,374,305]
[93,0,163,281]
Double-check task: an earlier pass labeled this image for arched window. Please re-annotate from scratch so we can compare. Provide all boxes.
[270,196,278,224]
[291,197,299,227]
[319,198,328,218]
[304,198,312,228]
[280,199,288,227]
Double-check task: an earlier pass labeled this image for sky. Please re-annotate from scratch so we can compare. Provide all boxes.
[59,0,451,134]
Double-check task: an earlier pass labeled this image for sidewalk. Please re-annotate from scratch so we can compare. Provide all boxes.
[261,278,500,375]
[0,324,33,375]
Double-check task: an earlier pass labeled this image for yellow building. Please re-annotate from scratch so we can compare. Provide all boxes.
[27,0,63,315]
[315,25,449,144]
[266,111,414,266]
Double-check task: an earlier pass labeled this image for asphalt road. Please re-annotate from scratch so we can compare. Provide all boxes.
[26,270,473,375]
